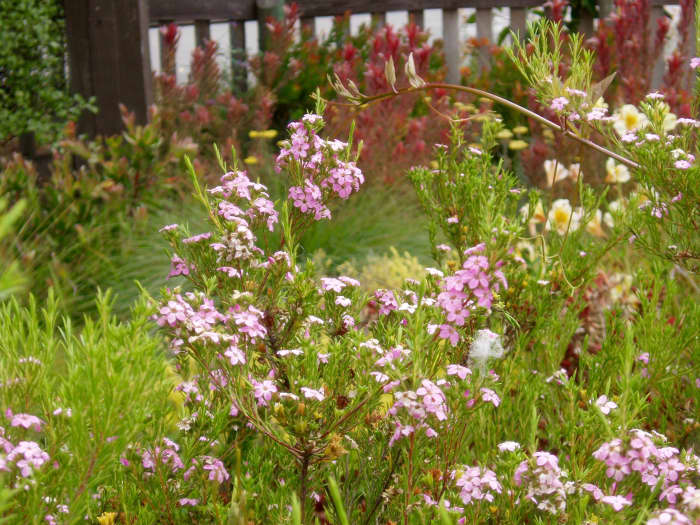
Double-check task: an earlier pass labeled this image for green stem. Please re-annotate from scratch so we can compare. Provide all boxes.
[333,83,639,170]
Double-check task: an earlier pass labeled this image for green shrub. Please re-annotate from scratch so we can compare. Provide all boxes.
[0,0,92,144]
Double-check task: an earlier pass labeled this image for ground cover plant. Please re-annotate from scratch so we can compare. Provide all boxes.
[0,7,699,525]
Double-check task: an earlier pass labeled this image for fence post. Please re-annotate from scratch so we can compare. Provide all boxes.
[256,0,284,52]
[443,8,460,84]
[229,20,248,94]
[64,0,153,137]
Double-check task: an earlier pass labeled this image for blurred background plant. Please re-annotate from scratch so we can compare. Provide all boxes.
[0,0,94,149]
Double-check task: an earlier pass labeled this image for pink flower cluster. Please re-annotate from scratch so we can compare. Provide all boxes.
[592,429,698,506]
[3,439,50,478]
[141,438,184,473]
[153,292,266,352]
[514,451,575,514]
[435,244,507,345]
[388,379,449,446]
[453,465,502,505]
[0,412,50,478]
[276,114,364,221]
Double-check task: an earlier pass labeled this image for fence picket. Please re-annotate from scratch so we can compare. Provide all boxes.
[372,12,387,29]
[408,9,424,27]
[443,8,460,83]
[475,7,493,68]
[229,20,248,94]
[510,7,527,41]
[194,19,211,47]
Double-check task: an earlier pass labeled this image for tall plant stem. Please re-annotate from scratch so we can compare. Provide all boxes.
[299,453,311,524]
[325,83,639,170]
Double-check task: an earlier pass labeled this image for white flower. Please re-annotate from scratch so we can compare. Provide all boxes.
[613,104,648,136]
[543,159,570,187]
[595,395,618,415]
[469,329,505,373]
[568,163,583,180]
[585,209,606,238]
[605,158,631,184]
[498,441,521,452]
[546,199,580,235]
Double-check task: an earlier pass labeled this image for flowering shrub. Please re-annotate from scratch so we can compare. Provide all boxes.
[1,14,698,525]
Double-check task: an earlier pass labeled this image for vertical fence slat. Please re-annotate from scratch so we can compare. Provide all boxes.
[371,12,386,29]
[158,19,175,75]
[300,16,316,36]
[579,12,594,37]
[257,0,284,52]
[443,8,460,84]
[510,7,527,41]
[66,0,152,137]
[650,5,666,89]
[229,20,247,94]
[409,9,424,27]
[475,7,493,69]
[194,19,211,47]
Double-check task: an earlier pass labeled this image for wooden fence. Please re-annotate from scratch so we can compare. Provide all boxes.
[64,0,694,137]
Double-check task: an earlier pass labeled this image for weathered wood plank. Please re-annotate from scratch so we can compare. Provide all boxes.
[195,19,211,47]
[64,0,95,136]
[510,7,527,41]
[229,20,247,94]
[150,0,544,22]
[158,20,175,75]
[371,11,387,28]
[475,7,492,68]
[300,16,316,36]
[150,0,256,22]
[257,0,284,51]
[408,8,424,27]
[443,8,459,83]
[65,0,151,137]
[650,5,666,89]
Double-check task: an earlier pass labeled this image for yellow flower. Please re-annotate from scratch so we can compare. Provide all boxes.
[585,209,606,238]
[513,125,529,135]
[508,139,528,151]
[613,104,648,136]
[496,129,513,140]
[543,159,570,187]
[605,158,630,184]
[546,199,580,235]
[568,163,583,180]
[519,200,546,235]
[97,513,118,525]
[429,160,439,169]
[243,156,258,165]
[249,129,278,139]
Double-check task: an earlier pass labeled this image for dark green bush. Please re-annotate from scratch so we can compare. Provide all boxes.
[0,0,92,144]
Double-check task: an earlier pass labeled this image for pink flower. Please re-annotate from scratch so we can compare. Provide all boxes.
[202,456,229,483]
[300,387,325,402]
[550,97,569,111]
[438,324,460,346]
[178,498,199,506]
[690,57,700,69]
[446,364,472,380]
[480,388,501,407]
[10,413,43,431]
[182,232,212,244]
[601,494,631,511]
[224,345,246,366]
[252,379,277,406]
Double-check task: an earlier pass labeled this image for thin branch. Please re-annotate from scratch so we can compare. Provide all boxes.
[324,83,639,170]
